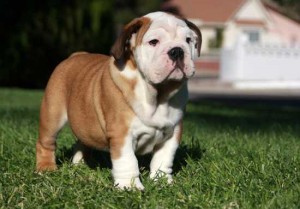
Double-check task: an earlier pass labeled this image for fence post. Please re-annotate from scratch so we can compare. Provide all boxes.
[220,35,247,81]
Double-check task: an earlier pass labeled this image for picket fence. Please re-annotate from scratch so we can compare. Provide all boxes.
[220,37,300,87]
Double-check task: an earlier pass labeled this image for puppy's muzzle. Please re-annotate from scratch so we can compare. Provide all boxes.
[168,47,184,61]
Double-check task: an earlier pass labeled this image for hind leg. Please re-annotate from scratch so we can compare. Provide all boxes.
[36,97,67,171]
[72,141,91,164]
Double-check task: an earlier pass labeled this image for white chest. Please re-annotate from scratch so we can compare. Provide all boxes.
[129,105,183,155]
[128,79,188,155]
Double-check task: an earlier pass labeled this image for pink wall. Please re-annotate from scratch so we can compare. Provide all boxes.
[267,8,300,45]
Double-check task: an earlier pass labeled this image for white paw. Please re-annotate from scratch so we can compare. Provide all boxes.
[72,150,84,164]
[114,177,144,190]
[150,171,173,184]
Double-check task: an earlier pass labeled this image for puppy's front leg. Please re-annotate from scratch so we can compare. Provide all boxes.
[150,122,182,183]
[110,136,144,190]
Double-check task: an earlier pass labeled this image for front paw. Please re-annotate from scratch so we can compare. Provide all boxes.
[36,162,57,172]
[150,171,173,184]
[114,177,145,190]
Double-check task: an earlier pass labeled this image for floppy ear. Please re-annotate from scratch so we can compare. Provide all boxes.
[184,19,202,57]
[111,18,144,62]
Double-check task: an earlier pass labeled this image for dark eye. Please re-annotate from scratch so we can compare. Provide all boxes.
[186,37,191,44]
[149,39,159,46]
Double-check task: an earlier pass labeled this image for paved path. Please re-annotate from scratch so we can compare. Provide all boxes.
[188,77,300,105]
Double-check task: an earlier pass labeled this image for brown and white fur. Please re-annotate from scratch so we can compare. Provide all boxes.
[36,12,202,190]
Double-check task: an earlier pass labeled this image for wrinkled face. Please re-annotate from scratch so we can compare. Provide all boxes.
[134,12,198,84]
[111,12,201,85]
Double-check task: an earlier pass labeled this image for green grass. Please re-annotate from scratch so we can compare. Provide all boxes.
[0,88,300,208]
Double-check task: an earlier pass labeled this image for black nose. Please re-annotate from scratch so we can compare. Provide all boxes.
[168,47,184,61]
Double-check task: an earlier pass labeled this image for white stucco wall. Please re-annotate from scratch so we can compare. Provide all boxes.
[223,22,240,49]
[223,0,277,48]
[223,23,284,48]
[235,0,268,20]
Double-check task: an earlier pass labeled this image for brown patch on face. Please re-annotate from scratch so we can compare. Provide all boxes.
[111,17,152,68]
[126,17,151,70]
[111,18,142,62]
[184,19,202,57]
[135,17,152,46]
[110,17,151,107]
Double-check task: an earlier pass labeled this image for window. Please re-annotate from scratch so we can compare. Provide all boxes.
[243,30,260,43]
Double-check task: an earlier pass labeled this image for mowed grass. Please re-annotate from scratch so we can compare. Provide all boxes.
[0,88,300,208]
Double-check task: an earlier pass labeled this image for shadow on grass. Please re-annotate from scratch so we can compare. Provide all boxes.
[56,143,204,175]
[186,100,300,136]
[56,146,112,169]
[3,98,300,175]
[0,107,39,121]
[0,107,202,174]
[47,100,300,174]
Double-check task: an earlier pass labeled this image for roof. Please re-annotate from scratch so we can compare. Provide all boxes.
[162,0,246,23]
[234,19,265,26]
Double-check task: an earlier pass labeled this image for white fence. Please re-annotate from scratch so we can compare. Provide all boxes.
[220,37,300,88]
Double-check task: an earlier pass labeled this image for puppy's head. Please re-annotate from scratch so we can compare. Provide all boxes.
[111,12,202,85]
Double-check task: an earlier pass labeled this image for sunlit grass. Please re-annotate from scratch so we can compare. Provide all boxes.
[0,88,299,208]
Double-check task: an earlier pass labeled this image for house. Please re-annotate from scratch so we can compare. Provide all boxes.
[162,0,300,54]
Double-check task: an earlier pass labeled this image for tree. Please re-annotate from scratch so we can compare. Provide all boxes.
[264,0,300,21]
[0,0,114,88]
[0,0,164,88]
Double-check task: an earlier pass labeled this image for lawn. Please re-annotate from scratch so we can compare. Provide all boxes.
[0,88,299,208]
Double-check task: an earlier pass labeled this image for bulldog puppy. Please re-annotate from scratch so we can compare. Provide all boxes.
[36,12,202,190]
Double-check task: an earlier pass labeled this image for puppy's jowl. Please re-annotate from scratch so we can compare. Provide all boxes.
[36,12,202,190]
